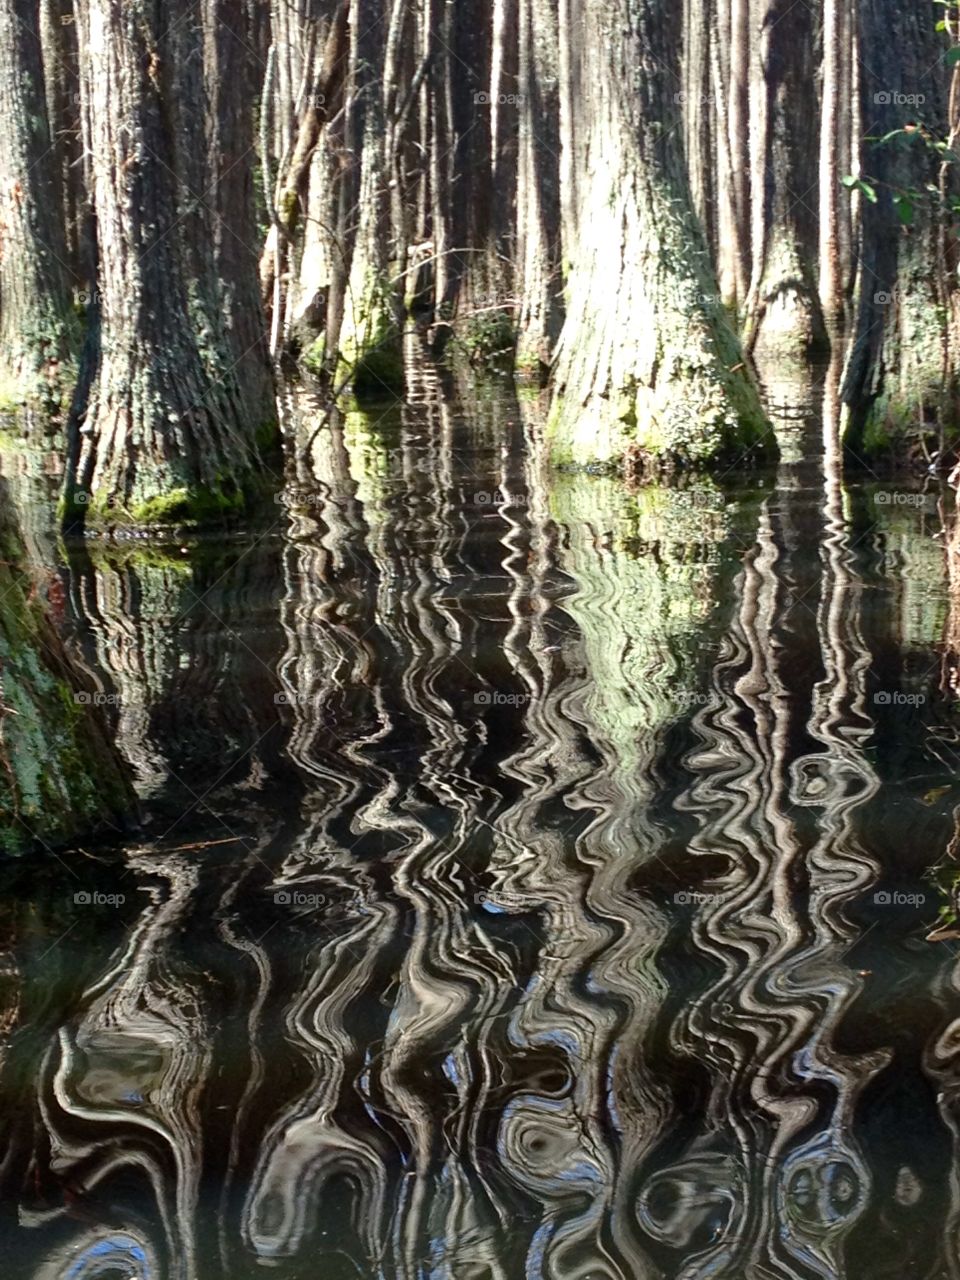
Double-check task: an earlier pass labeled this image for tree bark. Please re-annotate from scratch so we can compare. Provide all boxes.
[744,0,826,366]
[0,0,77,409]
[66,0,275,529]
[548,0,772,468]
[843,0,954,457]
[515,0,562,376]
[0,480,134,852]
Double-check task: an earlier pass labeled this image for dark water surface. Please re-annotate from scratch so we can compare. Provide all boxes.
[1,380,959,1279]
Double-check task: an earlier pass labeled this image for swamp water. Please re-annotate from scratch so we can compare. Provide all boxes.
[0,373,958,1279]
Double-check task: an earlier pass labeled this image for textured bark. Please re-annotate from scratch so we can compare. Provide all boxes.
[67,0,274,527]
[842,0,954,456]
[744,0,826,365]
[0,482,135,853]
[548,0,771,467]
[0,0,77,406]
[819,0,845,329]
[39,0,84,282]
[203,0,276,427]
[259,1,348,339]
[515,0,562,374]
[334,0,401,389]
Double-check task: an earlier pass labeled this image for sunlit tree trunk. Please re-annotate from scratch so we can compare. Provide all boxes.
[548,0,770,468]
[819,0,845,331]
[0,0,77,409]
[515,0,562,376]
[744,0,826,365]
[67,0,274,529]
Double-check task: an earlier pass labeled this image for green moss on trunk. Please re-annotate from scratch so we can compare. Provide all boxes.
[0,509,135,852]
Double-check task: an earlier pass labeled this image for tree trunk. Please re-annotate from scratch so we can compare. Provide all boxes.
[819,0,845,330]
[515,0,563,376]
[66,0,275,529]
[203,0,276,428]
[0,0,77,410]
[843,0,954,457]
[744,0,826,367]
[548,0,772,469]
[0,481,135,852]
[39,0,85,284]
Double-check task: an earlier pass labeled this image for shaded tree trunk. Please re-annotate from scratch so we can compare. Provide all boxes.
[843,0,955,457]
[39,0,85,283]
[66,0,275,529]
[203,0,276,428]
[0,480,135,852]
[0,0,77,409]
[515,0,562,376]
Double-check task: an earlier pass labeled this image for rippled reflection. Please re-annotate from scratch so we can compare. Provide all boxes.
[0,367,956,1279]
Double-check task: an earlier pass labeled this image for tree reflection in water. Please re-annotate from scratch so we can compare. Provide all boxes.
[0,364,956,1279]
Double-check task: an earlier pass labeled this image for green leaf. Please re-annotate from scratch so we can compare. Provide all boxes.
[893,193,915,224]
[946,46,960,66]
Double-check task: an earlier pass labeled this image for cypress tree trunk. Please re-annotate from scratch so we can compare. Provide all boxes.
[39,0,85,284]
[548,0,772,469]
[843,0,954,455]
[337,0,405,393]
[0,0,77,410]
[515,0,563,376]
[66,0,275,529]
[744,0,826,365]
[0,484,134,853]
[203,0,276,429]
